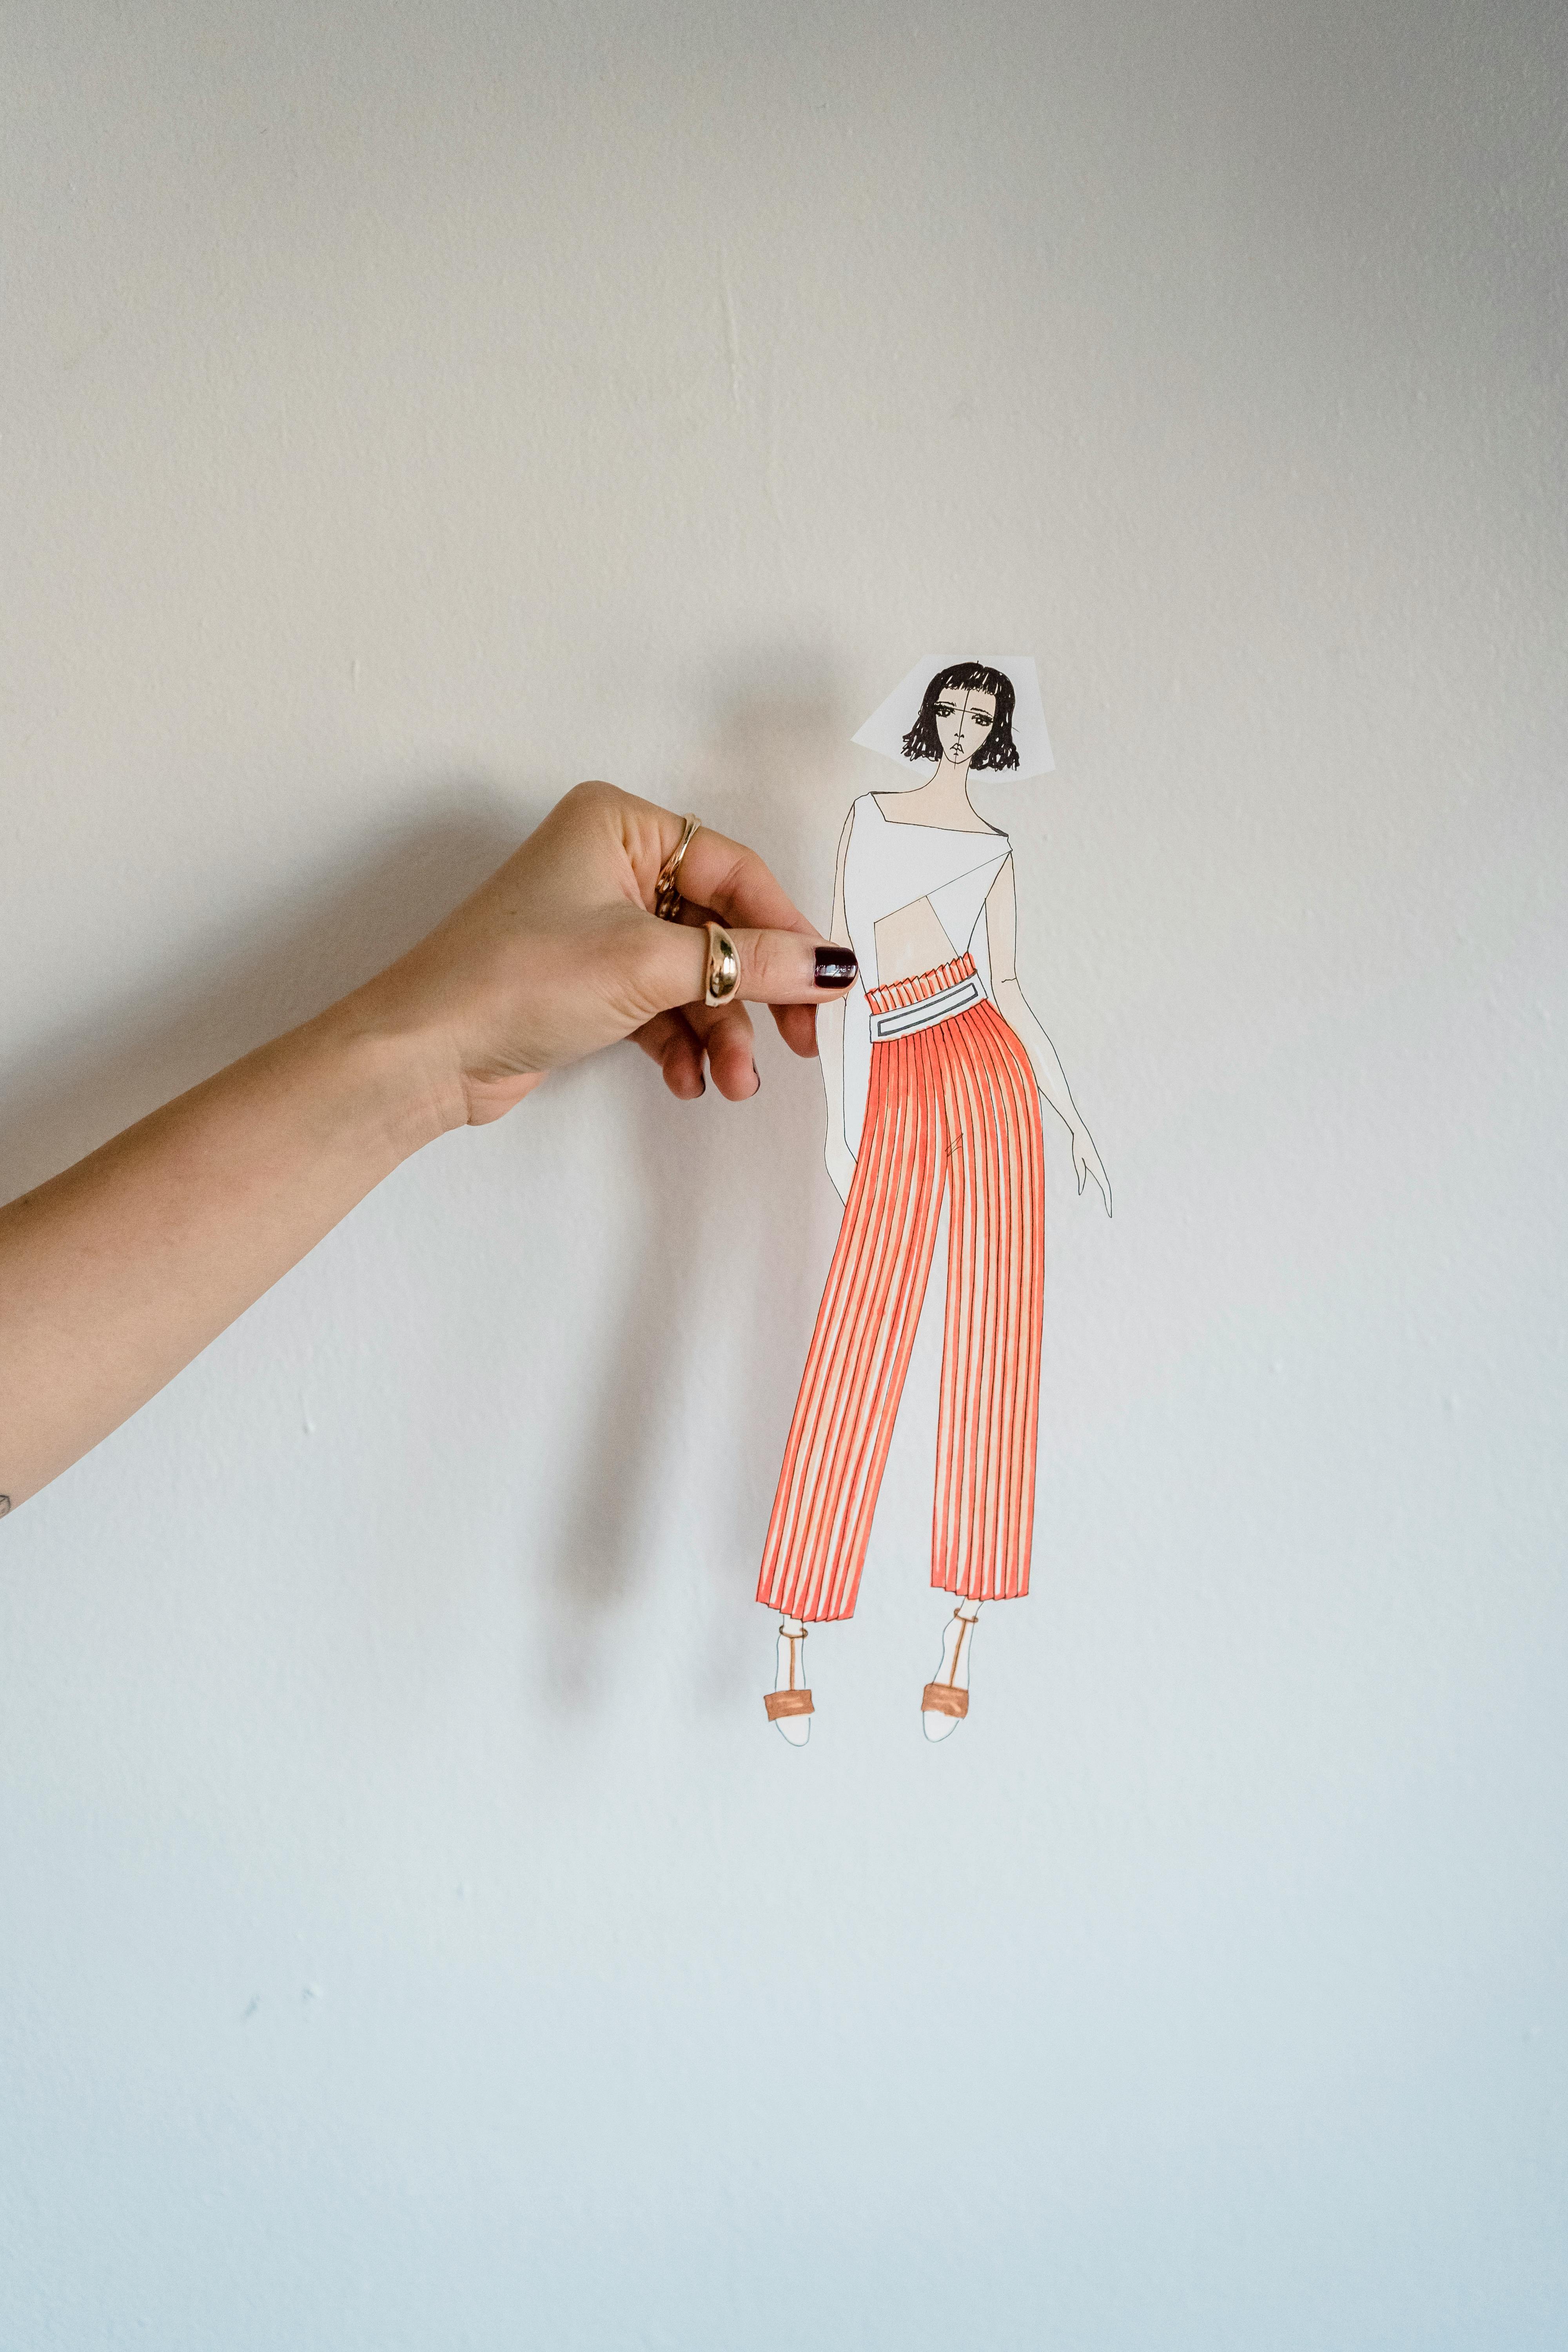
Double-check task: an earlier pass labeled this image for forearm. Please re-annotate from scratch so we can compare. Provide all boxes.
[0,1000,449,1512]
[993,979,1081,1131]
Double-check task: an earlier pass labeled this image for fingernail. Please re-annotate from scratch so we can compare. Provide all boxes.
[815,946,858,988]
[750,1062,761,1095]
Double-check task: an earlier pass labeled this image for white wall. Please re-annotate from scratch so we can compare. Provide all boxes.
[2,3,1564,2344]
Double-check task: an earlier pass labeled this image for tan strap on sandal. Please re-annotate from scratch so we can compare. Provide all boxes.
[765,1688,815,1720]
[922,1607,976,1717]
[766,1623,813,1720]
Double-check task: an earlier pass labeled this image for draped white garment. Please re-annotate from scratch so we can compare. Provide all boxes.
[837,793,1012,1158]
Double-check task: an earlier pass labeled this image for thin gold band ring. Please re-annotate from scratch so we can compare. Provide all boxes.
[653,813,701,922]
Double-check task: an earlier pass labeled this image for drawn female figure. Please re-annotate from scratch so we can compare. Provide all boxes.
[757,659,1111,1744]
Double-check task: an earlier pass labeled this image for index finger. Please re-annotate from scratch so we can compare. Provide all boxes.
[674,824,820,942]
[630,801,827,1056]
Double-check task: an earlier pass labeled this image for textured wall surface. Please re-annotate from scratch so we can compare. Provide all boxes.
[2,4,1564,2345]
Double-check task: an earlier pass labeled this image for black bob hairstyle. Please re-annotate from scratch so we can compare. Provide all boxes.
[901,661,1020,771]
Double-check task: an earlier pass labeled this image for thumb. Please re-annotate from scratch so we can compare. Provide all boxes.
[646,917,859,1011]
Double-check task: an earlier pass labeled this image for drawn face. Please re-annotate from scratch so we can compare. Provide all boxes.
[931,687,996,766]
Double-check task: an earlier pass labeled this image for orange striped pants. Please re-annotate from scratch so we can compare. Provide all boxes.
[757,953,1046,1622]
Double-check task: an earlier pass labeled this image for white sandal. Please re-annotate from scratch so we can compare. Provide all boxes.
[764,1624,814,1724]
[922,1608,976,1720]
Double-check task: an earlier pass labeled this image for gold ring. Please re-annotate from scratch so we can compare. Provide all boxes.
[703,920,740,1007]
[654,813,701,922]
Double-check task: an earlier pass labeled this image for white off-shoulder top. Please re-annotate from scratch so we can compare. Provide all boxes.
[836,793,1013,1155]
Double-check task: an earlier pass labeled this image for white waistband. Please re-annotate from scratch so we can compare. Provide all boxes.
[867,971,984,1042]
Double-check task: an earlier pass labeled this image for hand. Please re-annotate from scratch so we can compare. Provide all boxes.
[0,781,861,1512]
[824,1137,858,1205]
[353,782,858,1129]
[1071,1121,1112,1215]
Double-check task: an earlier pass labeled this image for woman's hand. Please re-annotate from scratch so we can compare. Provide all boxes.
[1071,1121,1112,1215]
[353,781,857,1130]
[0,781,858,1512]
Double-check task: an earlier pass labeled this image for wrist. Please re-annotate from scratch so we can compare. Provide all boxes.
[307,992,468,1162]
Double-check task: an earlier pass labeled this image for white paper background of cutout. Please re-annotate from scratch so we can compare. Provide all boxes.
[853,655,1055,780]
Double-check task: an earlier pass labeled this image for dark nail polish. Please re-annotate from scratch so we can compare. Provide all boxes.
[815,946,858,989]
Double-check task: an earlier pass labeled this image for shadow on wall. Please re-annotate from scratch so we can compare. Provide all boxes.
[541,666,856,1710]
[0,779,534,1206]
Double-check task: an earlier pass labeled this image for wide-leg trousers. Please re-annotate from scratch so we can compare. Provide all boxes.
[757,953,1046,1622]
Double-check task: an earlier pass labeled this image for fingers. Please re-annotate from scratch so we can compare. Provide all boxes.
[699,918,858,1007]
[629,1001,760,1102]
[630,1009,707,1099]
[677,893,845,1054]
[739,925,858,1003]
[630,909,844,1101]
[771,1004,820,1059]
[605,796,843,1058]
[686,998,760,1100]
[607,795,817,944]
[1072,1136,1113,1216]
[637,904,856,1016]
[661,820,818,944]
[556,790,852,1098]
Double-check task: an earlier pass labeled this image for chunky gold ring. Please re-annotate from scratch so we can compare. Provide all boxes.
[654,813,701,922]
[703,921,741,1008]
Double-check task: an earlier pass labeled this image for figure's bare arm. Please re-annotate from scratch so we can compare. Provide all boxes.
[0,786,859,1515]
[816,806,859,1201]
[984,859,1111,1214]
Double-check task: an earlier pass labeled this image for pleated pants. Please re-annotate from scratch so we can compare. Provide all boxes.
[757,953,1046,1622]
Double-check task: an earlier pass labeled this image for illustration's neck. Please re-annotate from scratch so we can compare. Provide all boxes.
[917,758,978,814]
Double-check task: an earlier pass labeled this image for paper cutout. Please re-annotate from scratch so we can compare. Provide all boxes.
[757,660,1109,1748]
[838,798,1009,1158]
[852,653,1054,780]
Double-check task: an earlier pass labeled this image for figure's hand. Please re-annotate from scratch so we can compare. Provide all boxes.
[1071,1122,1112,1215]
[824,1137,858,1206]
[354,782,858,1129]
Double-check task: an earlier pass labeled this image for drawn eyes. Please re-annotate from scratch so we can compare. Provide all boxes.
[934,703,993,727]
